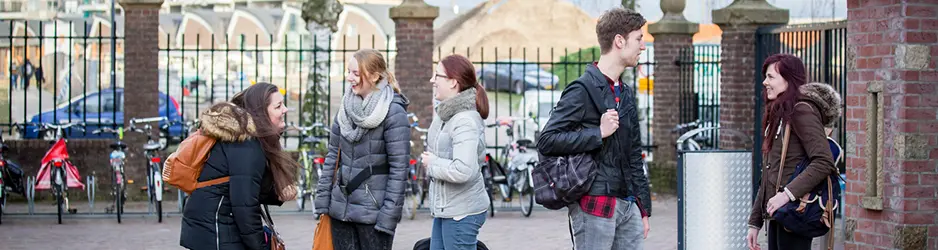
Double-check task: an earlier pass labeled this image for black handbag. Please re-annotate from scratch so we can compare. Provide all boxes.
[771,123,840,248]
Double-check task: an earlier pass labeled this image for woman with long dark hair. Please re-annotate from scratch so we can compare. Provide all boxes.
[180,82,299,250]
[746,54,840,250]
[421,54,490,250]
[314,49,411,250]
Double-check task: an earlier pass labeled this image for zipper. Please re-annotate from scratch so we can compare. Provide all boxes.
[214,196,224,250]
[365,184,380,210]
[439,181,446,213]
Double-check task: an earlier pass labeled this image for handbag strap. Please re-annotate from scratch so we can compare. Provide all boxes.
[331,148,341,186]
[261,204,275,229]
[775,124,791,193]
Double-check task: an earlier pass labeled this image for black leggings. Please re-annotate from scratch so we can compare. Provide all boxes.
[331,217,394,250]
[767,221,813,250]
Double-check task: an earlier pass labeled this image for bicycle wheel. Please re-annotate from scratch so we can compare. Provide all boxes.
[55,167,65,224]
[403,183,418,220]
[296,166,307,212]
[151,163,163,223]
[1,188,5,225]
[519,169,534,217]
[114,171,122,224]
[482,165,495,218]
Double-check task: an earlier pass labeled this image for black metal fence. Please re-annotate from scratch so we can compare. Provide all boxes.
[158,34,395,140]
[677,44,721,149]
[754,21,848,174]
[1,20,123,138]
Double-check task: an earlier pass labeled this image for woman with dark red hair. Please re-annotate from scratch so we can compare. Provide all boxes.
[421,54,490,250]
[746,54,841,250]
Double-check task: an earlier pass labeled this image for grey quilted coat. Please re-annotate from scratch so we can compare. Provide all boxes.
[314,93,411,235]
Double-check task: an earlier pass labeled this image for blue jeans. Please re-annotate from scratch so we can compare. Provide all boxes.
[431,213,486,250]
[568,198,644,250]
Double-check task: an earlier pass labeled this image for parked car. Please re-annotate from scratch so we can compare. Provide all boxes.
[477,59,559,94]
[517,89,563,144]
[21,88,186,142]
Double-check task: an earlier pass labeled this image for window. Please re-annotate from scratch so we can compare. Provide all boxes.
[80,94,102,113]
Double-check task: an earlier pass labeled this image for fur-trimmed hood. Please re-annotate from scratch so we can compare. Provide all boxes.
[199,102,256,142]
[799,82,842,128]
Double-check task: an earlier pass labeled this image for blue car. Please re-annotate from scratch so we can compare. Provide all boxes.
[22,88,186,141]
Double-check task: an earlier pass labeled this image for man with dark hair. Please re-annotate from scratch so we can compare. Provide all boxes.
[537,7,651,249]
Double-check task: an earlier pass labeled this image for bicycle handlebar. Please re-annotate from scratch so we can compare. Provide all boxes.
[30,122,86,132]
[129,117,168,127]
[486,116,532,128]
[288,122,326,132]
[91,127,121,135]
[671,119,702,132]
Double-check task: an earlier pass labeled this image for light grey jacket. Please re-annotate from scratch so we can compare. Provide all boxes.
[426,89,489,219]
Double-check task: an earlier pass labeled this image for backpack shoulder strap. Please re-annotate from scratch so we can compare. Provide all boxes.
[564,78,603,115]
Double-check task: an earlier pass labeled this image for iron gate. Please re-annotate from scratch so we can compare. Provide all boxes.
[676,45,721,149]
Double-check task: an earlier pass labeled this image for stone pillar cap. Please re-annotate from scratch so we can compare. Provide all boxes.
[390,0,439,19]
[649,0,698,35]
[712,0,788,26]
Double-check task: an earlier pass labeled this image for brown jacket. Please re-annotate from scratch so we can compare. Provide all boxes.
[748,83,842,229]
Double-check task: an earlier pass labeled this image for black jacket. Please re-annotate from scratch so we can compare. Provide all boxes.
[537,63,652,216]
[180,103,281,250]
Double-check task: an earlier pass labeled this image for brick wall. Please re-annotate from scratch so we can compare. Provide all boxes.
[652,34,693,169]
[718,24,759,150]
[845,0,938,249]
[120,2,162,193]
[393,18,435,155]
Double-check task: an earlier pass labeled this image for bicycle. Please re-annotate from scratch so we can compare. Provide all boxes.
[288,122,329,212]
[126,117,169,223]
[91,127,128,223]
[483,116,537,218]
[405,113,429,220]
[1,127,27,225]
[30,122,86,224]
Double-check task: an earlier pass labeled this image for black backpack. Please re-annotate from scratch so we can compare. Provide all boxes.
[412,238,489,250]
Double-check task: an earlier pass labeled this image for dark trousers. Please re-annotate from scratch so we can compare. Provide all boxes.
[768,221,813,250]
[331,217,393,250]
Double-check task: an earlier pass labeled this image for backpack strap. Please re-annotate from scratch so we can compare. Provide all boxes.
[196,177,231,189]
[341,165,391,196]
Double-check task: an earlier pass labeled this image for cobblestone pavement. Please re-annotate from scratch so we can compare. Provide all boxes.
[0,195,843,250]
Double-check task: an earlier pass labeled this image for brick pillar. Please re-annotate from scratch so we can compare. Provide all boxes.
[648,0,698,170]
[845,1,938,249]
[713,0,788,150]
[120,0,162,198]
[390,0,437,155]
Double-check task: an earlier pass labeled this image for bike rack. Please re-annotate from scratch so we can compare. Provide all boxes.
[86,175,96,215]
[26,176,35,215]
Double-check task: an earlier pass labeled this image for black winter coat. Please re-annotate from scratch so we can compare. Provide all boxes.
[537,63,652,216]
[180,103,282,250]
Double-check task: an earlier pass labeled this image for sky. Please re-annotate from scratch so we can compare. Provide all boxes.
[423,0,848,24]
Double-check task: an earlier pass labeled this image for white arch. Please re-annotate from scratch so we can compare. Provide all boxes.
[176,12,215,49]
[227,9,271,47]
[330,5,390,51]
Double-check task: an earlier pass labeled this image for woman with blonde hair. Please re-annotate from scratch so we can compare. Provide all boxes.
[314,49,411,250]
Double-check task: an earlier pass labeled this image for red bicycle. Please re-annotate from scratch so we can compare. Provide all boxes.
[30,122,86,224]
